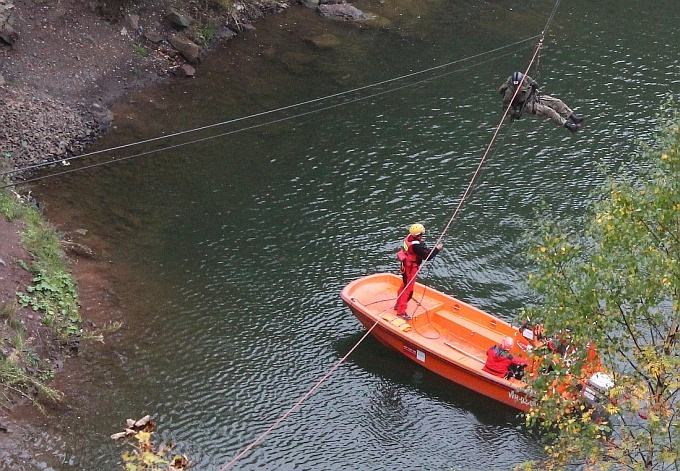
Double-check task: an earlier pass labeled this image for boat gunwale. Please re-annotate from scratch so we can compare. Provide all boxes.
[341,273,535,410]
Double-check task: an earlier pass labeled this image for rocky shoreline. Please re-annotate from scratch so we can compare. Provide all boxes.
[1,0,381,178]
[1,0,289,177]
[0,0,385,443]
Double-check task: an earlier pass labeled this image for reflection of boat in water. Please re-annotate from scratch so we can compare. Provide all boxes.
[341,273,614,414]
[341,273,537,412]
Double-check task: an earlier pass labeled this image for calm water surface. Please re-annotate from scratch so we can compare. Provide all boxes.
[4,0,680,469]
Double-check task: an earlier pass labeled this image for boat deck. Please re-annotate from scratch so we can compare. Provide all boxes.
[341,273,535,410]
[343,273,527,381]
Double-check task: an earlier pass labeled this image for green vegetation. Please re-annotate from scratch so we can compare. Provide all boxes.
[9,196,81,341]
[0,186,80,410]
[197,24,216,43]
[208,0,235,11]
[133,43,148,58]
[112,415,193,470]
[0,299,63,409]
[521,97,680,470]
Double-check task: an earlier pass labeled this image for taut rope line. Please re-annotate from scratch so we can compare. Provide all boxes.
[0,36,541,184]
[218,0,561,465]
[0,42,534,192]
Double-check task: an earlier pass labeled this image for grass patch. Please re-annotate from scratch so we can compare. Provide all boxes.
[0,190,23,221]
[197,24,216,42]
[0,299,24,333]
[133,43,148,57]
[10,196,81,341]
[0,184,79,410]
[0,358,63,410]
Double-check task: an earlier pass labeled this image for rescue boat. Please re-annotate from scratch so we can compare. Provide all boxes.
[341,272,539,411]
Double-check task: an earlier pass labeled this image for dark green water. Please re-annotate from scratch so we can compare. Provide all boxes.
[4,0,679,469]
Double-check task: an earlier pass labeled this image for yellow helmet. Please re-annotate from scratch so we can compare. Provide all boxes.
[409,223,425,236]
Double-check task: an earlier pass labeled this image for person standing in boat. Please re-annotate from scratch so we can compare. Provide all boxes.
[483,336,529,379]
[395,223,443,320]
[499,71,585,133]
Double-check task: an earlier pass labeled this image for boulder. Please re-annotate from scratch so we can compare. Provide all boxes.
[215,27,238,41]
[125,13,140,33]
[169,34,201,63]
[0,0,18,45]
[318,2,375,21]
[166,7,193,29]
[307,33,340,50]
[177,63,195,77]
[90,103,113,127]
[144,30,163,43]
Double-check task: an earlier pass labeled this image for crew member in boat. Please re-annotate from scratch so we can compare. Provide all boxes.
[483,336,529,379]
[499,71,585,133]
[395,223,443,320]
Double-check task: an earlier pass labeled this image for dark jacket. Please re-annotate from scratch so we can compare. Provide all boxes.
[499,74,538,109]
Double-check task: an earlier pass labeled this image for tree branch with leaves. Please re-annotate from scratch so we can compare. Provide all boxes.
[520,97,680,471]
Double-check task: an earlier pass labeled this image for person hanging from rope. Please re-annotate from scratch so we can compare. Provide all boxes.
[499,71,585,133]
[395,223,443,320]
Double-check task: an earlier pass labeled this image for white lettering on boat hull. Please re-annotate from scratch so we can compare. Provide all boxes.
[508,390,537,407]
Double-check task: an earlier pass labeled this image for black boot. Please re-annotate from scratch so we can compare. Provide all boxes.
[569,113,585,124]
[564,122,581,133]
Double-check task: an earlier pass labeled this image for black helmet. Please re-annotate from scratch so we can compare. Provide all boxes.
[511,71,523,85]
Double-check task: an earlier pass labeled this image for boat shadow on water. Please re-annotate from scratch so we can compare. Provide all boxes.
[334,332,525,426]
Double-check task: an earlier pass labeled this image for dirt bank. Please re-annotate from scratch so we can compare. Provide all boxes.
[0,0,294,445]
[1,0,295,172]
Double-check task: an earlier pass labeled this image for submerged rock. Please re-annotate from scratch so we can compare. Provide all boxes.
[307,33,340,49]
[318,1,375,21]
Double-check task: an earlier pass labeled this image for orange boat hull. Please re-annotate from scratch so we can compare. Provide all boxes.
[341,273,536,412]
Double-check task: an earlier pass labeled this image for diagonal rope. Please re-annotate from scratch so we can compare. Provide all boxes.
[217,1,562,468]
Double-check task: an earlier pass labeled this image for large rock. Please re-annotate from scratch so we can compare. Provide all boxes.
[169,34,201,63]
[0,0,18,45]
[166,7,194,28]
[215,27,238,41]
[307,33,340,50]
[318,2,375,21]
[90,103,113,128]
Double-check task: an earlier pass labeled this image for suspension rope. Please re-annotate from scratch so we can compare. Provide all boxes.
[0,35,541,185]
[218,1,562,468]
[0,42,534,192]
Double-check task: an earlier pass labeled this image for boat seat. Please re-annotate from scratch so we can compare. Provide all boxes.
[408,299,444,317]
[433,309,506,347]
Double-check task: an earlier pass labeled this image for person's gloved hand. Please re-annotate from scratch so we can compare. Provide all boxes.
[531,81,539,90]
